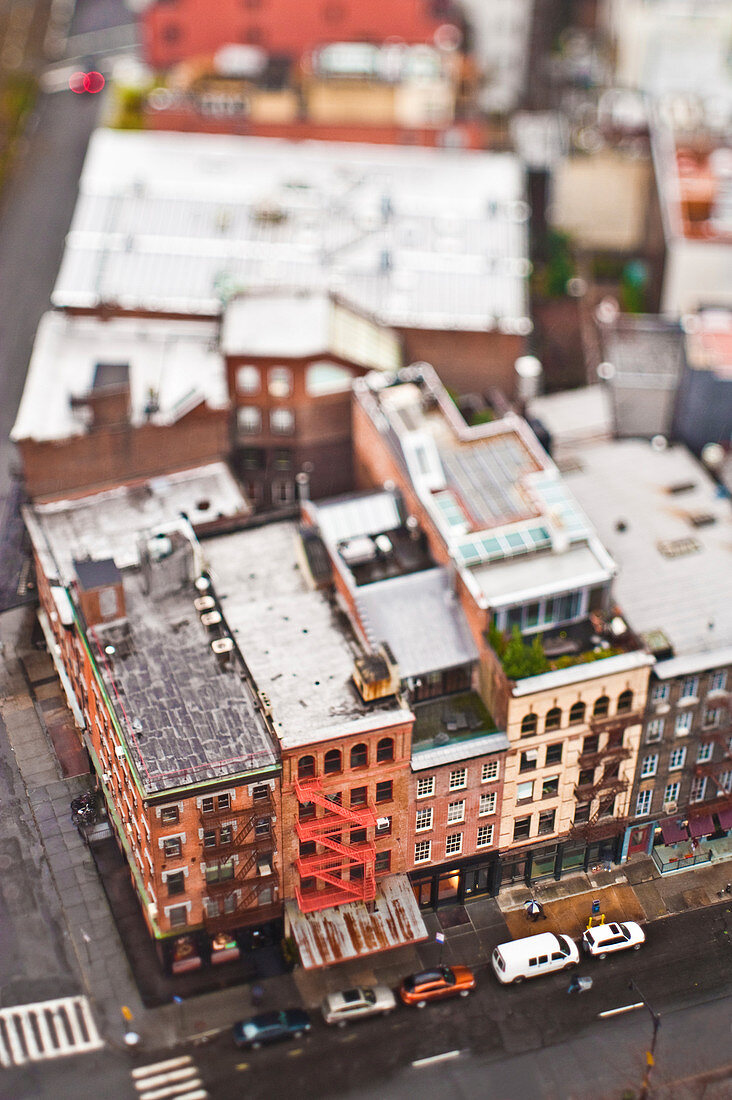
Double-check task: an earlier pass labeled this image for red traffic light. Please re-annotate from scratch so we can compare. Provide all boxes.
[69,70,105,94]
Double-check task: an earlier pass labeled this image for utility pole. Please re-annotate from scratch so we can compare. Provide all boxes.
[629,981,661,1100]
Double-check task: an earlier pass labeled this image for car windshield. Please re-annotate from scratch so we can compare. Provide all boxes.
[559,938,571,956]
[342,990,361,1005]
[363,989,376,1004]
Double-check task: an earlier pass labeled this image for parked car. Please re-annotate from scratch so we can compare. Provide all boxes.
[491,933,579,985]
[582,921,645,959]
[232,1008,312,1049]
[322,985,396,1026]
[399,965,476,1008]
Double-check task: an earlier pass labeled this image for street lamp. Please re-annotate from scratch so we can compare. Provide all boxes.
[628,981,661,1100]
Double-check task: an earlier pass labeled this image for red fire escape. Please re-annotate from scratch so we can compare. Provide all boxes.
[294,777,377,913]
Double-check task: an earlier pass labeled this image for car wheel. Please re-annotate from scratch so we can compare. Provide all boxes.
[564,961,577,970]
[633,944,642,951]
[513,976,524,985]
[598,952,607,960]
[459,990,470,998]
[337,1020,347,1028]
[416,1000,427,1009]
[293,1030,304,1039]
[252,1041,261,1050]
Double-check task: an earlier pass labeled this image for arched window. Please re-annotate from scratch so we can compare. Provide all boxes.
[617,689,633,714]
[545,707,562,731]
[350,743,368,769]
[593,695,610,718]
[324,748,342,774]
[569,701,586,725]
[298,755,315,779]
[376,737,394,763]
[521,713,537,737]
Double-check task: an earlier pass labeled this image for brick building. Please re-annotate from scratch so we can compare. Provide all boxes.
[220,289,402,505]
[134,0,466,73]
[12,313,230,502]
[351,364,654,887]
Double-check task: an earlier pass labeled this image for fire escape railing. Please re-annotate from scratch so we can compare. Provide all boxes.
[293,776,377,913]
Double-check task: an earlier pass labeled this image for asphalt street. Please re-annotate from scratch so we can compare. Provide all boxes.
[186,901,732,1100]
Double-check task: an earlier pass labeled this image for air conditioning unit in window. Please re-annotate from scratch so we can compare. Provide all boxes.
[114,744,126,759]
[663,801,677,813]
[376,817,390,830]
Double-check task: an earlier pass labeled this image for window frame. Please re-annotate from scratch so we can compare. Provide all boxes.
[445,832,463,856]
[448,767,467,791]
[476,823,494,848]
[417,776,435,798]
[415,806,433,832]
[414,839,432,864]
[446,799,465,825]
[479,791,496,816]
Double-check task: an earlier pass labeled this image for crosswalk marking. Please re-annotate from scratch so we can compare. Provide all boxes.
[132,1056,208,1100]
[0,996,103,1067]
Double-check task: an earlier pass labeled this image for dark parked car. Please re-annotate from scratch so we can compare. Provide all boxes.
[232,1008,312,1049]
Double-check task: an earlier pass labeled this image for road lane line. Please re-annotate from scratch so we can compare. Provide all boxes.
[412,1050,461,1068]
[132,1056,193,1078]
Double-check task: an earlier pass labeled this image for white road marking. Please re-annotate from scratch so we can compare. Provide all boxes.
[412,1049,462,1067]
[0,996,103,1067]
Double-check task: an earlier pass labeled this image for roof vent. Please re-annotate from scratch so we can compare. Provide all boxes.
[657,537,701,559]
[689,512,716,528]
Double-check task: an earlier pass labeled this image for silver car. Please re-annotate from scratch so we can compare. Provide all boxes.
[322,985,396,1026]
[582,920,646,959]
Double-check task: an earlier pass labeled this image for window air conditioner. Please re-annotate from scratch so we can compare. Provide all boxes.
[376,817,390,830]
[114,745,126,759]
[663,801,677,813]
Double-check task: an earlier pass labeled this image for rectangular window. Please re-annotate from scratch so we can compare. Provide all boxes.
[203,830,216,848]
[449,768,467,790]
[270,407,295,435]
[663,781,680,805]
[675,713,693,737]
[417,776,435,798]
[680,675,699,700]
[375,780,393,804]
[236,365,260,394]
[545,742,563,765]
[219,825,233,845]
[254,817,270,836]
[520,750,538,772]
[350,828,367,846]
[538,809,556,835]
[574,802,591,823]
[709,670,727,693]
[445,832,463,856]
[651,683,669,704]
[702,707,720,729]
[414,839,432,864]
[237,406,262,434]
[163,837,182,858]
[446,800,465,824]
[640,754,658,778]
[718,771,732,793]
[635,789,652,816]
[166,870,185,896]
[668,746,686,770]
[168,905,188,928]
[513,815,531,841]
[516,780,534,804]
[160,806,179,825]
[481,760,499,782]
[415,807,433,832]
[201,797,215,814]
[350,786,368,808]
[541,776,559,799]
[690,776,707,802]
[252,784,270,801]
[205,860,234,884]
[696,742,713,763]
[375,850,391,873]
[479,792,496,816]
[268,366,293,397]
[476,823,494,848]
[646,718,664,743]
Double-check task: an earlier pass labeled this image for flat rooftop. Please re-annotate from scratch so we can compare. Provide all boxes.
[12,312,227,443]
[203,520,408,749]
[564,439,732,668]
[52,129,530,332]
[89,567,278,794]
[25,464,249,582]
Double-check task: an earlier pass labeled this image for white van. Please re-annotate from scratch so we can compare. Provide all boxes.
[491,932,579,984]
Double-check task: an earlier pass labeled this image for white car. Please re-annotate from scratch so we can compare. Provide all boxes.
[321,985,396,1026]
[582,921,645,959]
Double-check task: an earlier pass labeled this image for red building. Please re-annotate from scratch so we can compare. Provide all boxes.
[139,0,465,72]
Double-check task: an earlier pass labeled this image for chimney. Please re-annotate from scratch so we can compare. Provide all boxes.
[73,558,126,626]
[514,356,542,411]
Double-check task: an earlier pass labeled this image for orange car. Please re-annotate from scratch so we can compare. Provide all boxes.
[399,965,476,1008]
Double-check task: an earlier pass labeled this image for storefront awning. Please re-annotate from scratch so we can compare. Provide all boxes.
[716,807,732,831]
[660,818,688,844]
[285,874,428,970]
[688,814,715,839]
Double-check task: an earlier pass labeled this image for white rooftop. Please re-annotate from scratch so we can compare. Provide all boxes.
[203,520,408,749]
[25,464,249,582]
[220,290,401,371]
[12,312,227,443]
[564,439,732,666]
[52,129,530,332]
[527,385,613,455]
